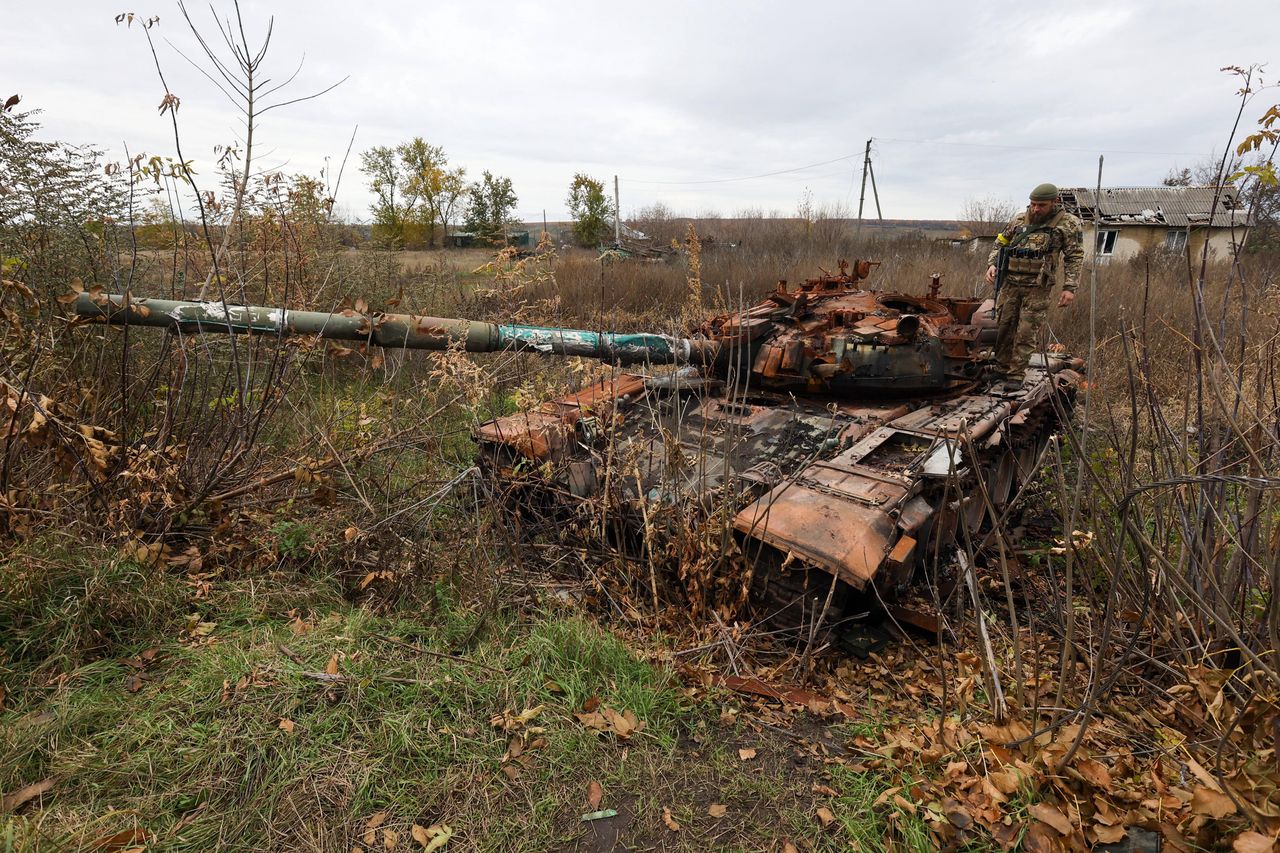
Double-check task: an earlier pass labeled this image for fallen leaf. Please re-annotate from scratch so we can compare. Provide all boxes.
[364,812,387,847]
[816,806,836,829]
[1191,785,1237,819]
[601,707,637,739]
[892,794,918,816]
[324,654,340,676]
[1092,824,1126,844]
[587,780,603,810]
[1159,822,1193,853]
[662,806,681,831]
[1023,821,1060,853]
[1232,832,1275,853]
[490,705,545,732]
[872,786,902,808]
[782,842,799,853]
[278,718,295,734]
[812,783,840,797]
[738,748,757,761]
[421,824,453,851]
[412,819,453,845]
[87,828,148,850]
[988,768,1024,795]
[575,710,609,731]
[382,827,398,850]
[944,798,971,829]
[1077,758,1112,791]
[344,526,360,542]
[1,777,53,812]
[707,803,727,818]
[582,695,601,713]
[1029,802,1073,835]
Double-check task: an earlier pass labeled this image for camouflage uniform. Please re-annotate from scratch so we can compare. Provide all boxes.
[986,205,1084,376]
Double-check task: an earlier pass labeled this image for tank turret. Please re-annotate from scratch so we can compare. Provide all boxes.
[75,260,997,397]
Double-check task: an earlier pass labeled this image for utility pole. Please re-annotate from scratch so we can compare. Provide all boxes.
[868,153,883,220]
[856,138,872,238]
[613,174,622,247]
[856,139,883,240]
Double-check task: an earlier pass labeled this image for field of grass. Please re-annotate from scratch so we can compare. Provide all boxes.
[4,194,1278,851]
[1,536,933,852]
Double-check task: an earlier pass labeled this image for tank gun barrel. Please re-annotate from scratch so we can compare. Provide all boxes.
[74,293,718,366]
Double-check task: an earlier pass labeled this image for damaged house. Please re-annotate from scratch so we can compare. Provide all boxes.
[1058,185,1253,263]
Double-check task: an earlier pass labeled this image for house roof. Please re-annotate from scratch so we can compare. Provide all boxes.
[1059,186,1253,229]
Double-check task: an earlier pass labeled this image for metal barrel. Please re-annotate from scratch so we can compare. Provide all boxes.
[74,293,717,366]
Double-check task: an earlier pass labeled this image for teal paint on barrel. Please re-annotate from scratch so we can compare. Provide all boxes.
[73,293,706,367]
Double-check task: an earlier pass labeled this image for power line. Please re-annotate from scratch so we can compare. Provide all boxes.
[623,137,1201,187]
[625,151,862,185]
[877,136,1201,157]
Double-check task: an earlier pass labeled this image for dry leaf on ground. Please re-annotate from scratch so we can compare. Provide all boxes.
[815,806,836,829]
[1,777,53,812]
[738,748,757,761]
[278,718,295,734]
[364,812,387,847]
[1190,785,1237,819]
[490,705,545,732]
[1232,832,1275,853]
[1076,758,1112,791]
[707,803,727,818]
[587,780,603,810]
[411,823,453,851]
[575,706,644,740]
[1092,823,1126,844]
[1029,802,1073,835]
[87,828,149,851]
[662,806,681,831]
[324,654,340,675]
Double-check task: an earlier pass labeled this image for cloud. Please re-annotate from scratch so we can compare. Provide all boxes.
[8,0,1276,221]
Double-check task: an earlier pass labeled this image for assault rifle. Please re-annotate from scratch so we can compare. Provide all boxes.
[992,232,1012,301]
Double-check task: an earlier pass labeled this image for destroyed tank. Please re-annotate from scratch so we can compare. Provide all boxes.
[75,260,1084,631]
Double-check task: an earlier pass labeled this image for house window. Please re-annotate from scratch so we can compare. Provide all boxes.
[1165,230,1188,252]
[1096,229,1118,255]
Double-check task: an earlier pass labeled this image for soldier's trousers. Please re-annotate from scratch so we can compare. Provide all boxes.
[993,284,1051,376]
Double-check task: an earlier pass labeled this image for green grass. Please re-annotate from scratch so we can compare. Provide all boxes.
[821,764,933,852]
[3,575,900,851]
[2,529,956,851]
[0,538,186,675]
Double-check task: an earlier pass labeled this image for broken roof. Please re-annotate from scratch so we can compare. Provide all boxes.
[1060,186,1253,229]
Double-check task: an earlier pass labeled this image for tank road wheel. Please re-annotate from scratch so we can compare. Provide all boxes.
[1014,425,1053,487]
[475,444,562,540]
[987,449,1017,510]
[741,543,854,637]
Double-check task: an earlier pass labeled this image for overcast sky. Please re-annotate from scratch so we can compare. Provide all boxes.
[8,1,1278,222]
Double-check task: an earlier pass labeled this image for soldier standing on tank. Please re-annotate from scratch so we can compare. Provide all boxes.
[984,183,1084,389]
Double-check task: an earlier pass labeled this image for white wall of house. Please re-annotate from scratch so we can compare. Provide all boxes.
[1082,223,1245,264]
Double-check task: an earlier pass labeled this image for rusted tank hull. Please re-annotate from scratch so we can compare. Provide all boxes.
[475,354,1082,620]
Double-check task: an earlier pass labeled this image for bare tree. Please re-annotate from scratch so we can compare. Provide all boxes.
[959,195,1019,236]
[165,2,346,297]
